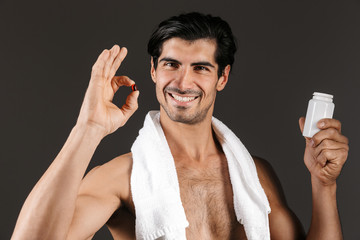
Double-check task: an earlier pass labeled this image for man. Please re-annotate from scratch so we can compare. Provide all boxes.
[12,12,348,239]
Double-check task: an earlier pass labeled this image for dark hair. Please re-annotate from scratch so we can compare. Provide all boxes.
[147,12,237,78]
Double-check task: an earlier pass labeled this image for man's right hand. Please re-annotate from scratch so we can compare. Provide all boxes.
[12,45,139,240]
[76,45,139,137]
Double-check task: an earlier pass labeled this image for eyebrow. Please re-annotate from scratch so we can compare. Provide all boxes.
[159,57,181,65]
[191,61,215,69]
[159,57,215,69]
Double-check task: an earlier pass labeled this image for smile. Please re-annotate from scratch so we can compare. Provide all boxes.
[169,93,198,103]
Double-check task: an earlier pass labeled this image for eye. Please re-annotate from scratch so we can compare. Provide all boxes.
[194,65,209,71]
[164,62,179,69]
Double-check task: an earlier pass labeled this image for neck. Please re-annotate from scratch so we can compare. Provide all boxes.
[159,108,221,163]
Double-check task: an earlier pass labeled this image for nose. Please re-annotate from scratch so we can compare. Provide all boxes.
[176,67,194,91]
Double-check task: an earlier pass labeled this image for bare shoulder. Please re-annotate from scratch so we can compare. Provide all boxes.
[79,152,133,203]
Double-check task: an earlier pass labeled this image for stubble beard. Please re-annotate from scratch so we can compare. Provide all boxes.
[160,101,214,125]
[159,91,215,125]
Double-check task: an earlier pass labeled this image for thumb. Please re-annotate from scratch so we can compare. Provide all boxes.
[299,117,312,144]
[120,90,140,121]
[299,117,305,134]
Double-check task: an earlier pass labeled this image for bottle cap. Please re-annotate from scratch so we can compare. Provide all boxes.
[313,92,333,102]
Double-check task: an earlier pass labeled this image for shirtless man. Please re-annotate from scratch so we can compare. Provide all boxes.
[12,12,348,240]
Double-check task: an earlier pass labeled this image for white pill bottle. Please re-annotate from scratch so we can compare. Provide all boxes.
[303,92,335,138]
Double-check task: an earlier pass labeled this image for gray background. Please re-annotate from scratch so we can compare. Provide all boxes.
[1,0,359,239]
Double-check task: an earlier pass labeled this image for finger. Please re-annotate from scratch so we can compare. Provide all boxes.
[312,128,349,147]
[317,149,348,168]
[111,76,135,93]
[317,118,342,132]
[299,117,312,145]
[104,76,134,102]
[91,49,110,83]
[109,47,128,79]
[109,76,135,101]
[314,139,349,158]
[104,45,120,80]
[119,90,140,124]
[299,117,305,133]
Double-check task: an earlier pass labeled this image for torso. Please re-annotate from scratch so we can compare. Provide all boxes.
[175,153,247,240]
[106,153,247,240]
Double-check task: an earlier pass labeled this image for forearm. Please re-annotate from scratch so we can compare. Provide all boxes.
[12,124,104,240]
[306,177,342,240]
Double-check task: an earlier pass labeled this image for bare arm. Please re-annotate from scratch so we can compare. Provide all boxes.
[299,118,348,240]
[12,45,139,239]
[255,118,348,240]
[66,153,133,239]
[254,157,306,240]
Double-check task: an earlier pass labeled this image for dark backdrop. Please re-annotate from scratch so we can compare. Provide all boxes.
[1,0,359,239]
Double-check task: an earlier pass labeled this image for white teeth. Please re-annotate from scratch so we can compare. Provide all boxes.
[172,94,196,102]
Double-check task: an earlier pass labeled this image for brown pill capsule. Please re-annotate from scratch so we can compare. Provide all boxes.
[131,84,138,91]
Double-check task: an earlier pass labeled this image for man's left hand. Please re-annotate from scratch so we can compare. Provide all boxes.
[299,117,349,186]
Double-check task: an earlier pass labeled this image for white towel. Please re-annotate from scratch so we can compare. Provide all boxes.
[131,111,271,240]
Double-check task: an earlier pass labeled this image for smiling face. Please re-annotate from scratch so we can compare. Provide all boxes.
[151,37,230,125]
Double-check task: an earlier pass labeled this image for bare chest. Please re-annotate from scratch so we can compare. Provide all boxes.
[176,159,247,240]
[109,156,247,240]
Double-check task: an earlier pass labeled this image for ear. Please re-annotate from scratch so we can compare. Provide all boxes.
[150,57,156,83]
[216,65,231,91]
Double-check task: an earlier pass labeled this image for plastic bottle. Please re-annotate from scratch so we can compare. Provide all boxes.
[303,92,335,138]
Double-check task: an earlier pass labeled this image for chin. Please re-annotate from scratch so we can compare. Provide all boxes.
[172,114,204,125]
[161,105,211,125]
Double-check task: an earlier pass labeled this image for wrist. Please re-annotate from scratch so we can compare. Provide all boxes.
[308,176,342,240]
[72,122,106,141]
[311,175,337,196]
